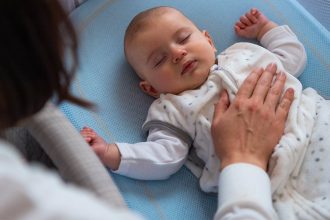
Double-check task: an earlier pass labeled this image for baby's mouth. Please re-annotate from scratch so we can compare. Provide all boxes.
[181,60,197,75]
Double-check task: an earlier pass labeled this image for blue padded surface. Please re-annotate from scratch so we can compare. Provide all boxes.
[297,0,330,31]
[61,0,330,219]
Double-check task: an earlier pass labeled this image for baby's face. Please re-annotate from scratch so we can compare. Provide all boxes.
[127,9,217,97]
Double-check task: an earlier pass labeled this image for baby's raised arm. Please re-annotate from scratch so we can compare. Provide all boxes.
[235,8,306,77]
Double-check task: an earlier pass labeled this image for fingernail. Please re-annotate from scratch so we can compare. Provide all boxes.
[288,88,294,95]
[254,67,261,73]
[266,63,276,72]
[220,90,226,98]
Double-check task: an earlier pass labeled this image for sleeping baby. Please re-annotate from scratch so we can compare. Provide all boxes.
[81,7,330,219]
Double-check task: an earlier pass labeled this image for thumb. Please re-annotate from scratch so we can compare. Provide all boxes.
[213,90,230,121]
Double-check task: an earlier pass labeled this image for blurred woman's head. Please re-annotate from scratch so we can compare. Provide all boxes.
[0,0,91,130]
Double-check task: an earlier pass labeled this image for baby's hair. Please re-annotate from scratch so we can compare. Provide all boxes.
[124,6,175,56]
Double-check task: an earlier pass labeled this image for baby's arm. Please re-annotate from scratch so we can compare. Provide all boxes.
[235,8,307,77]
[80,127,120,170]
[114,128,189,180]
[81,127,189,180]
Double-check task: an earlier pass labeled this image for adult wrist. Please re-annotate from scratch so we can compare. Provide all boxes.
[217,163,275,218]
[220,155,268,171]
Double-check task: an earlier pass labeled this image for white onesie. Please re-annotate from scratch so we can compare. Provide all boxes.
[115,26,330,219]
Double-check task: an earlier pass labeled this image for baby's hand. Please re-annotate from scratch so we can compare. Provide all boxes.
[235,8,276,40]
[80,126,120,170]
[80,126,108,155]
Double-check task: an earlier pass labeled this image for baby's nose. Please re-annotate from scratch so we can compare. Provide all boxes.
[172,49,187,63]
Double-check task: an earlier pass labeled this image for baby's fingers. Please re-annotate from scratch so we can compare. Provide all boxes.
[84,137,92,142]
[80,127,97,136]
[81,126,95,133]
[240,15,252,26]
[235,21,246,29]
[80,133,92,142]
[250,8,260,17]
[246,11,258,24]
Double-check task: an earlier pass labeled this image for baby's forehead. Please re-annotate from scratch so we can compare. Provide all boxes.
[136,9,179,31]
[128,10,191,40]
[131,8,185,32]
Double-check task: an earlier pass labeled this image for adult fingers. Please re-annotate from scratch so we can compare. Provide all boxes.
[276,88,294,122]
[264,71,286,110]
[251,63,277,101]
[236,67,264,98]
[213,90,230,122]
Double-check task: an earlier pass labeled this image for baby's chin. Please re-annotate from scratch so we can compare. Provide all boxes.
[192,74,210,89]
[182,80,208,93]
[191,81,207,90]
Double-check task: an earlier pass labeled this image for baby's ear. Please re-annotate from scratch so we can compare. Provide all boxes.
[139,81,160,98]
[203,30,217,53]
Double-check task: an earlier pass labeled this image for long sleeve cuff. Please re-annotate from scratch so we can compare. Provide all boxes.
[260,25,297,47]
[216,163,277,219]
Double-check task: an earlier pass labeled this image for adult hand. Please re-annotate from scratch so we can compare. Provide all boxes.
[211,63,294,171]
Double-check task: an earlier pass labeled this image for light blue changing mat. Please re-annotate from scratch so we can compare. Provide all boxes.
[60,0,330,219]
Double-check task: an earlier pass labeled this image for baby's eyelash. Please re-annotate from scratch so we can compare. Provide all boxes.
[179,34,191,43]
[154,56,166,67]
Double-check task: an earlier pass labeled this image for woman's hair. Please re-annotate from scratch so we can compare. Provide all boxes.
[0,0,92,129]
